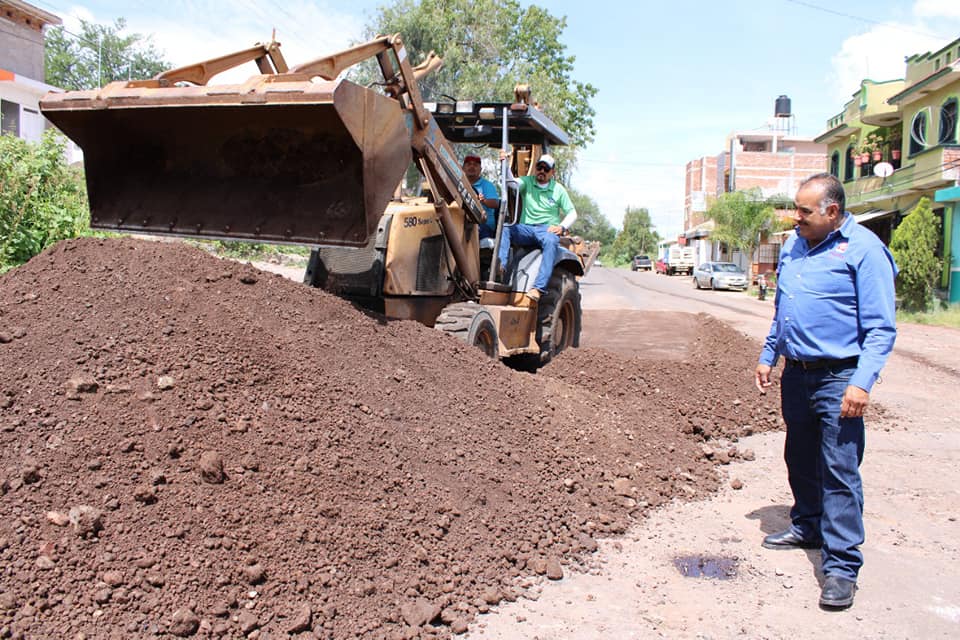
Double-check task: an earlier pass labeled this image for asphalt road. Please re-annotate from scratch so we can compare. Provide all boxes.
[582,265,776,339]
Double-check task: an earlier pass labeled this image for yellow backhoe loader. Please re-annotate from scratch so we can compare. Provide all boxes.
[40,34,598,368]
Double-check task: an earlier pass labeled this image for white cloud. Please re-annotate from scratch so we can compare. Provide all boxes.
[65,1,367,83]
[914,0,960,19]
[828,2,960,104]
[828,26,943,103]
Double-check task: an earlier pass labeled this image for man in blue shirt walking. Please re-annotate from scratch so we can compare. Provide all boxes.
[755,173,897,610]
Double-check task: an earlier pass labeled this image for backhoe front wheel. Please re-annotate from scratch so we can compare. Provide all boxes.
[434,303,499,358]
[535,269,582,365]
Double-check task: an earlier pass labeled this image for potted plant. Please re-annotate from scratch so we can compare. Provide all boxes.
[861,131,886,162]
[857,137,871,163]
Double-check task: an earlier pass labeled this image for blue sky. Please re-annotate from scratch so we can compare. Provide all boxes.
[33,0,960,238]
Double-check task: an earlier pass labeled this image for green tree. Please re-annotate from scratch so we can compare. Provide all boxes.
[362,0,597,150]
[567,189,615,246]
[45,18,170,90]
[890,197,942,312]
[706,188,778,262]
[0,131,89,272]
[610,206,660,264]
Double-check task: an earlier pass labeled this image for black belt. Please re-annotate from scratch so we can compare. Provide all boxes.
[785,356,858,371]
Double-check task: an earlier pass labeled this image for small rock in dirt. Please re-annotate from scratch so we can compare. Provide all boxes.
[730,478,744,490]
[613,477,634,497]
[133,485,158,504]
[530,558,547,575]
[545,557,564,580]
[199,451,225,484]
[400,598,441,628]
[0,592,17,610]
[285,603,312,633]
[156,376,175,390]
[451,618,469,634]
[242,563,266,585]
[66,374,98,394]
[36,556,56,570]
[68,505,103,537]
[145,573,165,588]
[46,511,70,526]
[482,588,501,605]
[237,610,259,634]
[21,461,41,484]
[0,332,13,344]
[240,454,259,471]
[741,448,756,461]
[93,588,112,604]
[577,534,599,553]
[169,608,200,637]
[102,570,125,587]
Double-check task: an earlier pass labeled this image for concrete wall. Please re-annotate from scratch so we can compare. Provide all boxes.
[0,9,45,81]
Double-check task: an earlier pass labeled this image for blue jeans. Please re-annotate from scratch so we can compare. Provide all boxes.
[497,223,559,292]
[781,361,865,581]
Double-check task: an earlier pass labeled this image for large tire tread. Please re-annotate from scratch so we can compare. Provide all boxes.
[535,269,582,367]
[435,303,498,358]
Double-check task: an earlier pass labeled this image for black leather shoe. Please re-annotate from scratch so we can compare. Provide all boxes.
[761,529,822,550]
[819,575,856,609]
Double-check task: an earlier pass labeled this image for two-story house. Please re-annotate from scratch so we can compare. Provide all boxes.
[815,38,960,303]
[0,0,61,141]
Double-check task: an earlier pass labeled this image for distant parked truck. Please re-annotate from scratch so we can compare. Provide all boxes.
[661,245,695,276]
[631,255,652,271]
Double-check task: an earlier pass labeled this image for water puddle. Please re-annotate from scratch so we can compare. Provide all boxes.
[672,554,738,579]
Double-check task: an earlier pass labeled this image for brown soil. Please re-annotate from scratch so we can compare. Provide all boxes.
[0,238,781,639]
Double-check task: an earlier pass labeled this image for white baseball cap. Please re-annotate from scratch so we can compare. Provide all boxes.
[537,154,556,170]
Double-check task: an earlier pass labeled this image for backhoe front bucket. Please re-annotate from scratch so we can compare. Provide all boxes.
[41,78,412,246]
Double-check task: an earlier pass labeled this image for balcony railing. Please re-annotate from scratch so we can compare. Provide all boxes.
[846,163,916,209]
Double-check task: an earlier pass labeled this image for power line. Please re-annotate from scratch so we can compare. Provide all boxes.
[782,0,954,41]
[577,157,684,168]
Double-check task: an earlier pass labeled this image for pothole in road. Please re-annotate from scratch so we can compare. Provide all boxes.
[672,555,738,579]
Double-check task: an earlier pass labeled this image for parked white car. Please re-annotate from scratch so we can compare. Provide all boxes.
[692,262,748,291]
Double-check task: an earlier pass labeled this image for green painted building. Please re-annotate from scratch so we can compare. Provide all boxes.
[815,37,960,303]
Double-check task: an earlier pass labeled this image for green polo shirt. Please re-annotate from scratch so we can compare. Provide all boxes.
[517,176,575,226]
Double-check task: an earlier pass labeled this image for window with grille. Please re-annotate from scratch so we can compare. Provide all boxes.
[939,98,957,145]
[844,145,855,181]
[830,151,840,177]
[759,243,779,263]
[0,100,20,137]
[910,111,928,155]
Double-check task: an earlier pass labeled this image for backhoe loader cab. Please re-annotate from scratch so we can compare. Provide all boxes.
[40,34,596,368]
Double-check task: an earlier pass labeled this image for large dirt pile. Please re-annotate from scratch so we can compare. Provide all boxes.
[0,238,781,639]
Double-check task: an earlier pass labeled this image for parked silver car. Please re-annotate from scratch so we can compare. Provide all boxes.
[692,262,748,290]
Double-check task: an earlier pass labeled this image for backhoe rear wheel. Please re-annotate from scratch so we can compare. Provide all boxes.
[434,303,499,358]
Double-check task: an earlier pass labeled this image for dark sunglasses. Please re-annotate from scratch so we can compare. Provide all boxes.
[535,163,552,171]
